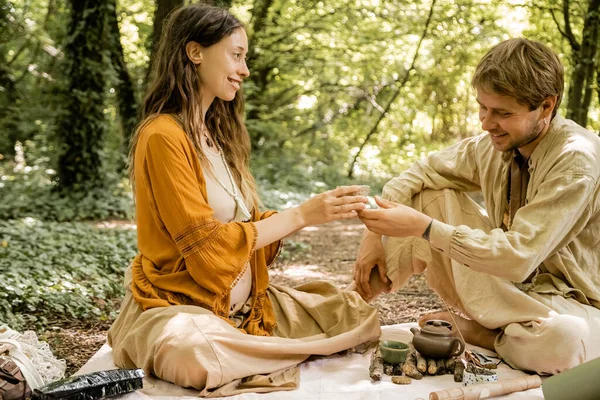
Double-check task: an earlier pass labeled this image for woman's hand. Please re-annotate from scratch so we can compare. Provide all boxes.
[358,196,432,237]
[298,185,368,227]
[254,186,367,249]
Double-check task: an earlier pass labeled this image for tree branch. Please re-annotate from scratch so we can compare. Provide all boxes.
[259,9,337,49]
[549,9,569,42]
[347,0,437,178]
[249,0,275,38]
[107,0,139,154]
[294,94,368,139]
[563,0,581,52]
[12,41,41,86]
[6,38,31,68]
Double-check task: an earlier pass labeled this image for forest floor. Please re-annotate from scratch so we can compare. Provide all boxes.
[44,219,444,376]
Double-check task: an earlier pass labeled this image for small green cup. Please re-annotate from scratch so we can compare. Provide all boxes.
[379,340,410,364]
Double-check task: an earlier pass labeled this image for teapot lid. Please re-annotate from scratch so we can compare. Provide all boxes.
[421,319,454,337]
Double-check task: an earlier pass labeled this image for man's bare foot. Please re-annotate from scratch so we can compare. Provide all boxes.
[418,311,499,351]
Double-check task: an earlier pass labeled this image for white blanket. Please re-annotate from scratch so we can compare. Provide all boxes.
[76,323,544,399]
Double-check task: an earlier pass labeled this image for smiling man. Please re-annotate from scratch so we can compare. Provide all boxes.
[353,38,600,375]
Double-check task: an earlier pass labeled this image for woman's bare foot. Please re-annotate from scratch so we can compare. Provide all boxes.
[418,311,499,351]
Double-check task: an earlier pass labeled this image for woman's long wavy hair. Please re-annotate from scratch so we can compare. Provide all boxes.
[129,3,259,209]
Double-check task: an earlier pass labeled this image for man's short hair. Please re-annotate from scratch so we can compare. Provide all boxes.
[472,38,564,117]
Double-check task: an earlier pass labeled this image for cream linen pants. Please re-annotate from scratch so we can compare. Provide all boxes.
[107,272,380,397]
[382,189,600,375]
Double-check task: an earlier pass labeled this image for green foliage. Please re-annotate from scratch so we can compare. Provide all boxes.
[239,0,511,184]
[0,218,137,330]
[258,182,311,211]
[0,0,70,157]
[116,0,155,86]
[278,240,311,263]
[3,0,598,206]
[0,137,133,222]
[522,0,600,133]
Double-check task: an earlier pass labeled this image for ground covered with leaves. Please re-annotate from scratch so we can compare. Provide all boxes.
[26,219,442,377]
[0,219,137,329]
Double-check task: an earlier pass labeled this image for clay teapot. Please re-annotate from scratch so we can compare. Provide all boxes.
[410,319,465,359]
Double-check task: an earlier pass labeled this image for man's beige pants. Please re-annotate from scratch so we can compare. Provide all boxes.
[108,276,380,397]
[382,189,600,375]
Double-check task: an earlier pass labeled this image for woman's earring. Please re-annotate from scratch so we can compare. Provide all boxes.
[543,118,548,125]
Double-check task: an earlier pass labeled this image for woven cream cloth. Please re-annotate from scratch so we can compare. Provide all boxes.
[0,325,66,389]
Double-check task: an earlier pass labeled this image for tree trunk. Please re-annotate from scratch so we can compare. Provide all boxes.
[430,103,439,142]
[578,8,599,127]
[0,3,19,157]
[565,0,600,126]
[597,60,600,135]
[107,0,139,162]
[347,0,437,178]
[245,0,276,149]
[246,0,276,89]
[56,0,110,191]
[146,0,183,85]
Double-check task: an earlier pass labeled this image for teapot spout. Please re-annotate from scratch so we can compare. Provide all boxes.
[410,326,420,335]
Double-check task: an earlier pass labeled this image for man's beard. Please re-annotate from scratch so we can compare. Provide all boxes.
[509,118,546,152]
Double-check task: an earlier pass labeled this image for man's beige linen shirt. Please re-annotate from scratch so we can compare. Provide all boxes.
[382,116,600,309]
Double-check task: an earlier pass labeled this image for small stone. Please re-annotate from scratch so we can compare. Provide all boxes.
[391,376,412,385]
[383,364,394,376]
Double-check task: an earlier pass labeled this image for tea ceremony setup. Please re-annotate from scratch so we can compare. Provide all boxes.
[3,1,600,400]
[76,322,550,399]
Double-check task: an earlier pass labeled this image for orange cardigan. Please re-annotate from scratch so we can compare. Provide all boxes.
[130,114,280,336]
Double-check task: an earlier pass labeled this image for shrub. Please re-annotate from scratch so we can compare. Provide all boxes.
[0,218,138,330]
[0,138,133,222]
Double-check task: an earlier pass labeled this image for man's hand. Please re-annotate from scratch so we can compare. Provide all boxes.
[353,229,389,302]
[358,196,432,238]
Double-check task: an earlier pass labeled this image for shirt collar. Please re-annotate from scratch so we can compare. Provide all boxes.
[500,114,564,167]
[528,114,564,168]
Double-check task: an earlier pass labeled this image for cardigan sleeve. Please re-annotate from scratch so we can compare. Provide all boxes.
[141,132,257,296]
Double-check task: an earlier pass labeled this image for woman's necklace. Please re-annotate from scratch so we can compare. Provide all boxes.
[177,113,215,149]
[211,141,252,221]
[201,134,220,156]
[178,113,251,221]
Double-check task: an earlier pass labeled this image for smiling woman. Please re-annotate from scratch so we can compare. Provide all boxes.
[107,3,380,397]
[188,28,249,104]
